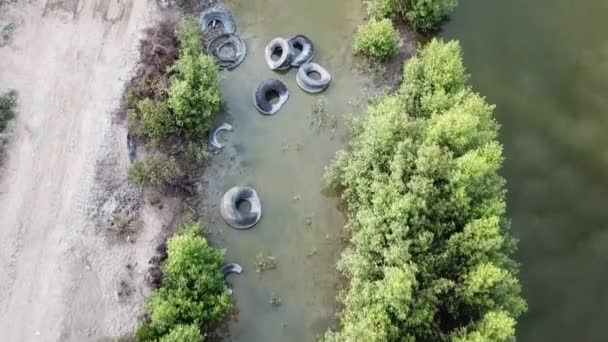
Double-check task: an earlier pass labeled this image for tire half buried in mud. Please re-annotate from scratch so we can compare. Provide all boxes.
[288,35,314,67]
[207,33,247,70]
[200,7,237,35]
[265,37,293,71]
[296,62,331,93]
[220,186,262,229]
[254,79,289,115]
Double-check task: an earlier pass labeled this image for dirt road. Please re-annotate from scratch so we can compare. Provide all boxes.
[0,0,169,340]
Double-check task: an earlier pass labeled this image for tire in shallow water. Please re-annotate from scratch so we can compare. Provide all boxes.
[253,79,289,115]
[265,37,293,71]
[200,7,236,35]
[287,35,314,67]
[296,62,331,93]
[209,122,233,149]
[220,186,262,229]
[221,263,243,277]
[207,33,247,70]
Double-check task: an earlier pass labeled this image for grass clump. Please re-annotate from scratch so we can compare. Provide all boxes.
[324,39,526,341]
[353,18,399,61]
[255,253,278,272]
[136,223,231,341]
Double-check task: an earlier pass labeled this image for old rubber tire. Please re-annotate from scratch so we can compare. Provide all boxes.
[209,122,233,149]
[287,35,314,67]
[200,8,236,35]
[296,62,331,93]
[207,33,247,70]
[253,79,289,115]
[220,186,262,229]
[265,37,293,71]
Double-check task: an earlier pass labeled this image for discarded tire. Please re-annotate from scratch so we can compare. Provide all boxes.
[208,33,247,70]
[287,35,314,67]
[209,122,233,149]
[265,37,293,71]
[221,263,243,277]
[254,79,289,115]
[296,62,331,93]
[200,7,236,35]
[220,186,262,229]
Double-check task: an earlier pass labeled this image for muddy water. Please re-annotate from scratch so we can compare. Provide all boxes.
[201,1,373,341]
[443,1,608,341]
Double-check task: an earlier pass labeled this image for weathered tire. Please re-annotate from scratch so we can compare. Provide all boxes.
[287,35,314,67]
[221,263,243,277]
[200,7,236,35]
[208,33,247,70]
[265,37,293,71]
[220,186,262,229]
[209,122,233,149]
[296,62,331,93]
[253,79,289,115]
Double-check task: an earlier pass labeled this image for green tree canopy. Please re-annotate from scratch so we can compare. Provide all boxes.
[137,224,231,341]
[324,38,526,342]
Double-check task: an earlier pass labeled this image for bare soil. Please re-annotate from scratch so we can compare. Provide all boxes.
[0,0,178,340]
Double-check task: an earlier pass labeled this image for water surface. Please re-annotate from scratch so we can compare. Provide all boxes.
[443,1,608,341]
[201,1,373,341]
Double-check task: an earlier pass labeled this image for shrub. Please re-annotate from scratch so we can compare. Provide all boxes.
[0,90,17,132]
[159,324,200,342]
[128,98,175,143]
[353,18,399,61]
[324,39,525,341]
[404,0,458,31]
[136,223,231,341]
[175,17,203,56]
[129,155,182,188]
[400,38,470,117]
[168,50,222,138]
[168,17,222,138]
[366,0,398,19]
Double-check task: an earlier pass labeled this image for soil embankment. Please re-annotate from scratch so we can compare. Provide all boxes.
[0,0,173,340]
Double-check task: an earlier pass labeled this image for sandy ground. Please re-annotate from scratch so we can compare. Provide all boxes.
[0,0,174,340]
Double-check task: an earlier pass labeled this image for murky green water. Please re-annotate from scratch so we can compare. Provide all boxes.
[443,1,608,341]
[201,1,373,341]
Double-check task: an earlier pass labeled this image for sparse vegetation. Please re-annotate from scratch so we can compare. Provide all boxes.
[125,16,221,191]
[128,155,182,189]
[270,293,282,307]
[256,253,278,272]
[136,223,231,341]
[324,39,526,341]
[0,90,16,132]
[0,22,15,47]
[353,18,399,61]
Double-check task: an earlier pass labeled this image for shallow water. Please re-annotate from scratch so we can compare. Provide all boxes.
[443,1,608,341]
[201,1,373,341]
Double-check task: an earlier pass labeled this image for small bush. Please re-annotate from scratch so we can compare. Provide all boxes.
[129,155,182,188]
[136,223,231,341]
[405,0,458,32]
[366,0,398,19]
[353,18,399,61]
[0,90,17,132]
[128,98,175,143]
